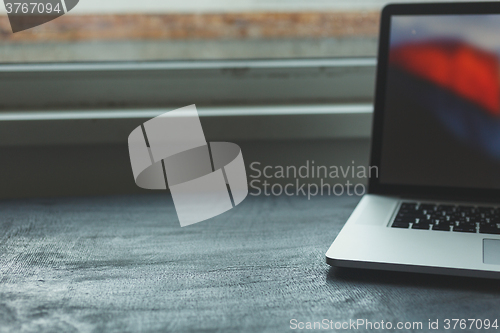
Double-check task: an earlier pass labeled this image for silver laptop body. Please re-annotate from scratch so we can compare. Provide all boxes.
[326,2,500,279]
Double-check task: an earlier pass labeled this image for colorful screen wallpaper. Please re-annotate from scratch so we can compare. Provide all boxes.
[380,15,500,189]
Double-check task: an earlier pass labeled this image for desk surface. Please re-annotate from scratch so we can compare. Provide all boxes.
[1,194,500,332]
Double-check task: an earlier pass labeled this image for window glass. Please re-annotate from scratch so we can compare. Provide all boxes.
[0,0,483,63]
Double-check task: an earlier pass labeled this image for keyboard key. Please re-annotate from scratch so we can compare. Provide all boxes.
[432,223,451,231]
[437,204,455,212]
[477,206,494,213]
[392,221,410,228]
[400,203,417,210]
[394,217,417,224]
[453,222,476,233]
[450,218,466,224]
[480,226,500,234]
[397,212,423,218]
[412,222,430,230]
[434,219,450,225]
[419,203,436,210]
[426,213,441,220]
[456,206,475,214]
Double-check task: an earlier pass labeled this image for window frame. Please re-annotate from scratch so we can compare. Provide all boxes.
[0,58,376,145]
[0,58,375,109]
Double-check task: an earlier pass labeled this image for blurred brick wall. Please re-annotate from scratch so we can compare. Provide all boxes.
[0,12,379,42]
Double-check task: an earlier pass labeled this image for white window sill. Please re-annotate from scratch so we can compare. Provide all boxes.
[0,104,373,146]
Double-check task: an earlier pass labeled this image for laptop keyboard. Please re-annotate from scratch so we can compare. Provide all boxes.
[391,202,500,234]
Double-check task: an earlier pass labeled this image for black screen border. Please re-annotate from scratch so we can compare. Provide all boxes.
[369,1,500,202]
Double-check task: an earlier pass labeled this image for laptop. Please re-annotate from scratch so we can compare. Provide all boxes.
[326,2,500,279]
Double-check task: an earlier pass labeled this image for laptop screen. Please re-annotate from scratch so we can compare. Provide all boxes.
[379,14,500,190]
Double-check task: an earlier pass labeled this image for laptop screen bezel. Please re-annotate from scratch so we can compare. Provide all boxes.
[368,1,500,202]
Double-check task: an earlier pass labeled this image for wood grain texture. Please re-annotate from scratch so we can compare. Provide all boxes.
[1,193,500,332]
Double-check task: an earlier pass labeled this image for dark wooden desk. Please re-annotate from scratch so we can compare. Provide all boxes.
[1,194,500,332]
